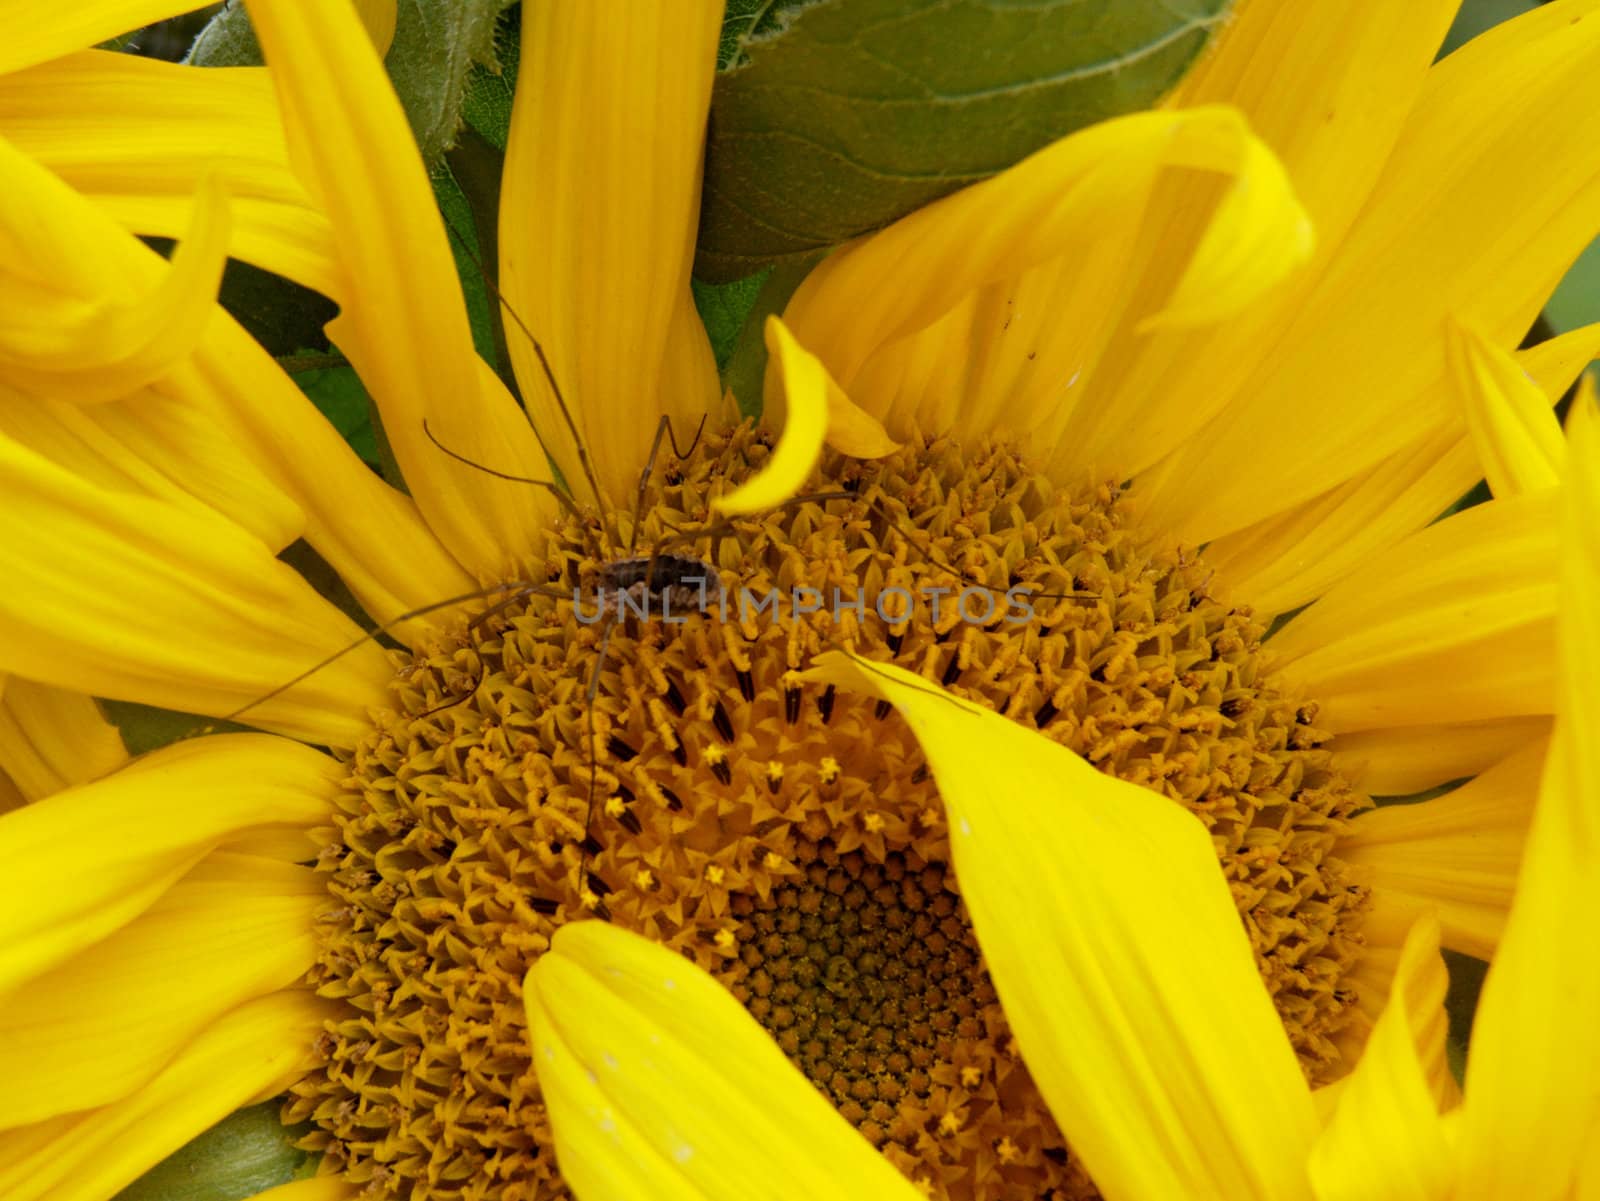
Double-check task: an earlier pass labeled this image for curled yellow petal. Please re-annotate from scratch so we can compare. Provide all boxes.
[0,676,126,802]
[800,651,1318,1201]
[1139,121,1313,329]
[1448,319,1565,497]
[525,921,923,1201]
[716,317,895,517]
[1307,915,1455,1201]
[1140,1,1600,546]
[0,52,340,300]
[784,105,1312,401]
[0,172,229,403]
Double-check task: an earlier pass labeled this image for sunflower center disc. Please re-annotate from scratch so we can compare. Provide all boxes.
[292,426,1371,1201]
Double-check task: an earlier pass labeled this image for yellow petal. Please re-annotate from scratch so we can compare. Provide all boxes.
[0,770,23,815]
[1209,427,1479,621]
[163,336,479,642]
[244,0,552,574]
[1207,324,1600,617]
[0,734,335,995]
[1455,393,1600,1201]
[782,106,1311,439]
[0,162,228,405]
[1340,742,1545,959]
[352,0,396,55]
[500,0,722,506]
[1270,490,1558,734]
[1171,1,1458,256]
[1140,126,1313,330]
[0,990,329,1201]
[0,375,303,554]
[1048,0,1458,489]
[0,852,322,1126]
[0,102,470,631]
[525,921,924,1201]
[0,52,340,299]
[0,432,389,745]
[0,676,126,802]
[1307,915,1455,1201]
[0,0,203,73]
[719,318,895,516]
[801,651,1318,1201]
[251,1180,359,1201]
[1141,1,1600,544]
[1330,715,1553,799]
[1449,320,1565,497]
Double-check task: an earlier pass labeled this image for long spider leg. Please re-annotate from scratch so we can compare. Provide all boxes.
[627,415,675,557]
[438,209,611,531]
[666,413,708,461]
[411,583,565,719]
[422,418,585,527]
[218,583,564,728]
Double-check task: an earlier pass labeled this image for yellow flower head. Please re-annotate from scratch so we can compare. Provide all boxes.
[0,3,1596,1201]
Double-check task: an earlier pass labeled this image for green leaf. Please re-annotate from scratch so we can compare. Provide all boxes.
[460,5,521,151]
[217,259,338,359]
[1442,948,1489,1086]
[704,255,822,417]
[290,362,381,468]
[431,161,502,368]
[386,0,517,163]
[185,2,262,66]
[1438,0,1536,58]
[692,270,771,371]
[112,1102,314,1201]
[1546,235,1600,338]
[98,698,241,757]
[696,0,1229,281]
[189,0,514,163]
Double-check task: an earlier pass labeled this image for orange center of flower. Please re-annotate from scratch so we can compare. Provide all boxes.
[289,426,1370,1201]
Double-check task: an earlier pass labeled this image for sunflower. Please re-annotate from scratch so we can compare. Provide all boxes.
[0,2,1595,1200]
[524,397,1600,1201]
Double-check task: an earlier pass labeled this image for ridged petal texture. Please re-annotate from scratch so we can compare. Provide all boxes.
[1454,399,1600,1201]
[0,734,336,996]
[0,853,322,1125]
[716,317,895,516]
[779,105,1311,443]
[1307,917,1455,1201]
[500,0,722,506]
[801,652,1317,1201]
[242,0,554,574]
[526,921,924,1201]
[0,51,339,297]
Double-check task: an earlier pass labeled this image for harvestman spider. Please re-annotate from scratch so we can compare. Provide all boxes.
[213,221,1090,919]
